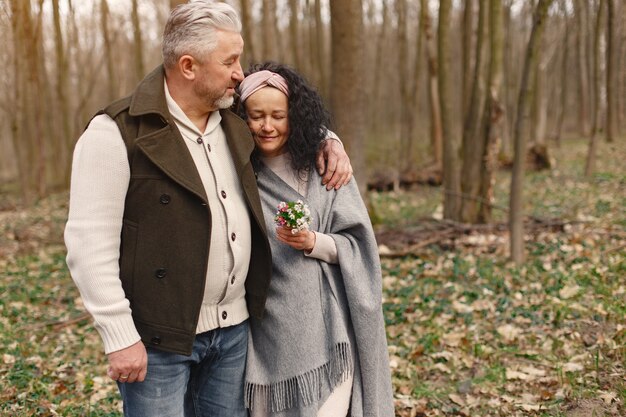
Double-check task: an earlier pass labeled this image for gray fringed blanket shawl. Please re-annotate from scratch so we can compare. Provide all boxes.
[245,162,394,417]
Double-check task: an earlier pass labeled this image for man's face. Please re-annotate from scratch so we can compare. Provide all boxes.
[193,30,244,112]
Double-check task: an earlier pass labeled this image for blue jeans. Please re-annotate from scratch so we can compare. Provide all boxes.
[118,321,248,417]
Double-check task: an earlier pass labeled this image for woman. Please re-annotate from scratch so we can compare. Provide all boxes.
[237,62,394,417]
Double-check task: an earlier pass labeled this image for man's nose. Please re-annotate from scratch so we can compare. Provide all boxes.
[233,62,244,82]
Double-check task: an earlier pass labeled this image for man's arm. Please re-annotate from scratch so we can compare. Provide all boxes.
[64,115,146,382]
[315,131,353,190]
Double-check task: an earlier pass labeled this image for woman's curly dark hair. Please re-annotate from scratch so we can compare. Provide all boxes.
[236,61,332,176]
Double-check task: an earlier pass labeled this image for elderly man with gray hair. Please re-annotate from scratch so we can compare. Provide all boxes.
[64,1,352,416]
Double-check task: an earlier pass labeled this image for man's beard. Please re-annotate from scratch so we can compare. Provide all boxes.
[194,81,234,111]
[214,94,234,109]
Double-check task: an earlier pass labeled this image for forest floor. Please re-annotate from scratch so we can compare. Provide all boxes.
[0,137,624,416]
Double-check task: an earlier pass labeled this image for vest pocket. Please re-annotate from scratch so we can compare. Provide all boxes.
[120,218,139,300]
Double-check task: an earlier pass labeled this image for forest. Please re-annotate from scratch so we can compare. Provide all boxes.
[0,0,624,416]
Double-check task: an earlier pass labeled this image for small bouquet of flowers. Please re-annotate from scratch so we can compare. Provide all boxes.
[274,200,312,234]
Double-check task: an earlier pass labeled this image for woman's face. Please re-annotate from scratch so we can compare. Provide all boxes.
[245,87,290,158]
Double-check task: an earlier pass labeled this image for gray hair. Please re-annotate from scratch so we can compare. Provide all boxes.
[162,1,242,69]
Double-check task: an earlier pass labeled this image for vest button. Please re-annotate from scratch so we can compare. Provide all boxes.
[196,137,203,144]
[151,336,161,345]
[159,194,171,204]
[155,268,167,279]
[221,190,227,199]
[231,276,235,285]
[222,311,228,320]
[231,233,236,241]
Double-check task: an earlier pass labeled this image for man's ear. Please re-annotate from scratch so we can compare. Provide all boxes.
[178,55,197,80]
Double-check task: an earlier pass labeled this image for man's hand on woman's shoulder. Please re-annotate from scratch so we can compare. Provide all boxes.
[316,137,353,190]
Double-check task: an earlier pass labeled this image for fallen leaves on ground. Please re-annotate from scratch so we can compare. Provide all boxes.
[0,138,624,416]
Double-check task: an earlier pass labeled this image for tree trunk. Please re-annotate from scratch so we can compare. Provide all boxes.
[100,0,118,102]
[531,35,548,146]
[262,0,279,61]
[575,0,591,135]
[585,0,606,176]
[371,0,388,125]
[462,0,475,116]
[621,4,626,133]
[421,0,442,168]
[439,0,462,220]
[9,0,47,203]
[131,0,145,82]
[288,0,301,69]
[554,0,570,147]
[396,0,413,174]
[52,0,72,185]
[460,0,488,223]
[240,0,257,68]
[408,0,425,168]
[606,0,617,143]
[330,0,366,195]
[313,0,327,98]
[510,0,554,265]
[501,0,514,157]
[479,0,505,224]
[620,4,626,132]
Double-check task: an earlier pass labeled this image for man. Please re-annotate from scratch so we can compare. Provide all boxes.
[64,2,351,416]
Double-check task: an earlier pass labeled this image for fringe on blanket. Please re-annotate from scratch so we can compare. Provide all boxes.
[245,342,353,413]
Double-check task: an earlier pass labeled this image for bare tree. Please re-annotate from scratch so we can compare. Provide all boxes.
[262,0,279,61]
[574,0,591,135]
[530,35,549,147]
[585,0,606,176]
[371,0,389,125]
[554,0,570,147]
[620,4,626,132]
[479,0,505,223]
[462,0,476,116]
[239,0,257,67]
[421,0,442,168]
[408,0,425,169]
[439,0,462,220]
[100,0,117,102]
[9,0,47,202]
[329,0,366,193]
[131,0,145,82]
[605,0,617,143]
[510,0,554,265]
[460,0,488,223]
[396,0,414,174]
[52,0,72,183]
[312,0,328,98]
[288,0,301,69]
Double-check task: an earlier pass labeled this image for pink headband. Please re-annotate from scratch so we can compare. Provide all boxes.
[239,70,289,102]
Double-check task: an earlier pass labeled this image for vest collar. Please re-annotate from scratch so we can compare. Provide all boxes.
[128,65,170,119]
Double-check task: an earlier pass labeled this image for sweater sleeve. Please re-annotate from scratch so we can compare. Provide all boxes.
[64,114,141,354]
[304,231,338,264]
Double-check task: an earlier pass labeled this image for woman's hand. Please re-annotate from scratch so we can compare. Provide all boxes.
[276,227,316,252]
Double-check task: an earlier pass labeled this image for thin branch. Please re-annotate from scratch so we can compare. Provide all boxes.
[20,312,90,331]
